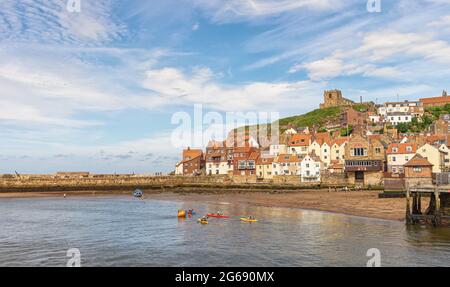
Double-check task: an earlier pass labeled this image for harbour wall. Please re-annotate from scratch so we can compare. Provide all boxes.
[0,173,361,192]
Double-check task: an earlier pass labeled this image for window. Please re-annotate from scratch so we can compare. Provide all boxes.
[413,167,422,172]
[406,146,412,152]
[392,156,396,162]
[352,148,366,156]
[375,147,381,154]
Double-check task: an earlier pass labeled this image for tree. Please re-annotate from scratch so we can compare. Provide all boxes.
[340,125,353,136]
[396,123,409,133]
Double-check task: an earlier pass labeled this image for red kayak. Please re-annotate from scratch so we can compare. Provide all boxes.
[207,213,229,219]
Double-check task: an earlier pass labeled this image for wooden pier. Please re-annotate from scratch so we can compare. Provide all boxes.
[406,187,450,226]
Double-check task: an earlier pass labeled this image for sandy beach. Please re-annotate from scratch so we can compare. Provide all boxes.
[0,189,408,221]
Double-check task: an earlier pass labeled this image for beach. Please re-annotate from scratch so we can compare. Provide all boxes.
[0,189,408,221]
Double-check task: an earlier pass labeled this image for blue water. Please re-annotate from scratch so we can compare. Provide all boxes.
[0,196,449,266]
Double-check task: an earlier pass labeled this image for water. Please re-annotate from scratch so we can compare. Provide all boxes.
[0,196,450,267]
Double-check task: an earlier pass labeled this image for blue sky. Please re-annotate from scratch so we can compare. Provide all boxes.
[1,0,450,174]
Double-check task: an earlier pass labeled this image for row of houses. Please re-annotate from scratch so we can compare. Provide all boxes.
[175,134,327,182]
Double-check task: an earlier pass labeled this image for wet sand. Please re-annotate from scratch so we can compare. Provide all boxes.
[0,189,409,221]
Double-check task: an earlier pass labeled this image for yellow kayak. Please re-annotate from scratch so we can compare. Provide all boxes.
[198,219,209,225]
[240,218,258,223]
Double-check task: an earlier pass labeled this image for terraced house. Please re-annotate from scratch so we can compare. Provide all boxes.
[287,134,311,155]
[256,156,275,179]
[232,146,259,176]
[273,154,302,176]
[386,143,418,174]
[205,140,233,175]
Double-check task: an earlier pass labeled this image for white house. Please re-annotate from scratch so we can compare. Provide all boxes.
[284,128,298,135]
[386,112,413,126]
[269,144,288,156]
[300,153,322,182]
[272,154,301,176]
[416,143,445,173]
[378,101,422,116]
[330,138,348,163]
[175,162,183,175]
[369,115,381,123]
[386,143,417,173]
[288,134,311,155]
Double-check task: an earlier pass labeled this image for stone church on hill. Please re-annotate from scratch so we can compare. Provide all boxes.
[320,89,355,109]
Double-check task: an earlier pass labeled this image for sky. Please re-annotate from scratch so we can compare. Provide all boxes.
[1,0,450,174]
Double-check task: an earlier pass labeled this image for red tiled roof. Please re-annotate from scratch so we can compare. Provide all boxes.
[288,134,312,146]
[248,151,260,160]
[420,96,450,104]
[404,154,433,167]
[275,154,302,163]
[182,148,203,161]
[333,137,349,146]
[386,143,417,154]
[257,157,274,165]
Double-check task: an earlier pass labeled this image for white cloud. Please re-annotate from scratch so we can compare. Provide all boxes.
[296,30,450,81]
[142,66,326,112]
[0,0,125,44]
[193,0,343,23]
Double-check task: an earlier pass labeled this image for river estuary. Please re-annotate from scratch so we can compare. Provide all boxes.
[0,196,449,266]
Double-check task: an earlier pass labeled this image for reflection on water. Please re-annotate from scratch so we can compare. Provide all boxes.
[0,196,449,267]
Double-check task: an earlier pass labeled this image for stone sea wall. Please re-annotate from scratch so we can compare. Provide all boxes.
[0,173,356,192]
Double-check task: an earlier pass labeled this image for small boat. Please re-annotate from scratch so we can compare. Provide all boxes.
[207,213,229,219]
[198,218,209,225]
[177,210,186,218]
[240,217,258,223]
[133,189,143,198]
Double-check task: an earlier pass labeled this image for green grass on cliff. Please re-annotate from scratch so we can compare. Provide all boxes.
[277,107,342,128]
[232,106,343,136]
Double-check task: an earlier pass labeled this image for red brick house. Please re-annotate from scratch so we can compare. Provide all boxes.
[176,147,204,175]
[232,146,259,176]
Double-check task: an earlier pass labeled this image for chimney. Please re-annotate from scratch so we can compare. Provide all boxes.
[360,96,362,104]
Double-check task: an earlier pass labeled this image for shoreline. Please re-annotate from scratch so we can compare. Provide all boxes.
[0,189,407,222]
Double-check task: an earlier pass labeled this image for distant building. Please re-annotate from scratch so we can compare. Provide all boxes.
[433,114,450,135]
[420,90,450,108]
[385,112,413,126]
[341,107,366,128]
[378,101,423,117]
[319,89,354,109]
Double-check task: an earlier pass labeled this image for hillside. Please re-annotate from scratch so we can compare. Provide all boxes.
[278,106,343,129]
[232,106,344,139]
